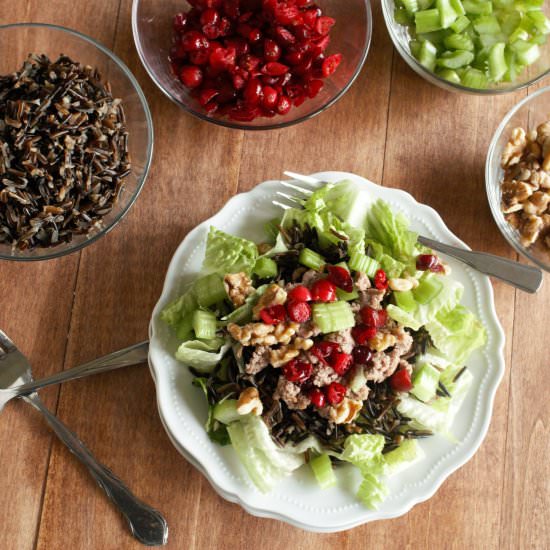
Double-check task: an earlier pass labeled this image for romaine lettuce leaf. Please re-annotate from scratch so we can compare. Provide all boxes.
[304,180,363,225]
[202,227,258,275]
[175,338,229,372]
[356,473,389,509]
[160,288,196,327]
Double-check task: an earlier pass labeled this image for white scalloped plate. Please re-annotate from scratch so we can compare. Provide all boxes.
[148,172,505,532]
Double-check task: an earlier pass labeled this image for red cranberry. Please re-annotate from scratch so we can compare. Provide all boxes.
[288,285,312,302]
[182,30,210,52]
[311,341,340,365]
[330,352,353,375]
[203,23,222,39]
[210,46,237,70]
[352,346,373,365]
[325,381,346,405]
[315,16,335,36]
[243,78,263,105]
[199,88,219,106]
[239,53,261,72]
[259,304,286,325]
[180,65,204,88]
[416,254,439,271]
[249,28,262,43]
[283,360,313,384]
[173,13,188,33]
[201,8,220,26]
[321,53,342,77]
[276,95,291,114]
[352,325,377,345]
[305,79,323,98]
[390,369,413,392]
[309,388,326,408]
[286,300,311,323]
[189,49,210,65]
[374,269,388,290]
[327,265,353,293]
[223,0,241,18]
[360,306,387,328]
[264,38,281,61]
[225,37,249,55]
[310,279,336,302]
[262,61,289,76]
[274,25,296,45]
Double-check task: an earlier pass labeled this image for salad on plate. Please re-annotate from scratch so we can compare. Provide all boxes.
[160,180,486,508]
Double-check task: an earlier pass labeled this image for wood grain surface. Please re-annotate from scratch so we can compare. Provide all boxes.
[0,1,548,549]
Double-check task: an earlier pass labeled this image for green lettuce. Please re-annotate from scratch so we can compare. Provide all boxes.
[160,288,196,328]
[202,227,258,275]
[303,180,363,224]
[175,338,229,372]
[193,378,231,445]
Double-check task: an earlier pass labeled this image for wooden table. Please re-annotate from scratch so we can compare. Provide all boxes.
[1,2,548,549]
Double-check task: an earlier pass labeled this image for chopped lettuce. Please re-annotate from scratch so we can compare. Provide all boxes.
[383,439,424,475]
[193,378,231,445]
[202,227,258,275]
[227,415,304,493]
[160,288,196,328]
[175,338,229,372]
[303,180,363,225]
[220,285,268,325]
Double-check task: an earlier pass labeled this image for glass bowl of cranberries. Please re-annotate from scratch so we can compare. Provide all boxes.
[132,0,372,129]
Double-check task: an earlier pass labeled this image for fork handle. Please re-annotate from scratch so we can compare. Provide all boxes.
[24,393,168,546]
[14,341,150,397]
[418,237,543,293]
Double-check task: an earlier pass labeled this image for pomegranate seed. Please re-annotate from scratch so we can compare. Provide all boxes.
[352,325,377,345]
[374,269,388,290]
[262,61,289,76]
[325,382,346,405]
[288,285,312,302]
[243,77,263,105]
[360,306,387,328]
[310,279,337,302]
[276,95,291,114]
[309,388,326,408]
[285,83,304,98]
[352,346,373,365]
[416,254,440,271]
[286,300,311,323]
[264,38,281,61]
[315,16,335,36]
[261,85,278,109]
[327,265,353,293]
[259,304,286,325]
[180,65,204,88]
[330,352,353,375]
[390,369,413,392]
[321,53,342,77]
[201,8,220,26]
[283,360,313,384]
[182,30,210,51]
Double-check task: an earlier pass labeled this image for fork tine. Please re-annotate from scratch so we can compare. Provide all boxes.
[276,191,303,204]
[0,329,15,353]
[272,200,292,210]
[283,171,321,186]
[279,180,314,196]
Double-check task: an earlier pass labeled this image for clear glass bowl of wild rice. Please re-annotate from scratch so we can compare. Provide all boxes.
[0,23,153,261]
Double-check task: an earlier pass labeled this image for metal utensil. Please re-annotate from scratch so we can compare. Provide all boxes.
[279,171,543,294]
[0,340,149,411]
[0,331,166,546]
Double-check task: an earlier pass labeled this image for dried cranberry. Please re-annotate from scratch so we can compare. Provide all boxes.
[352,346,373,365]
[352,325,377,345]
[309,388,326,408]
[327,265,353,293]
[330,352,353,375]
[374,269,388,290]
[259,304,286,325]
[416,254,440,271]
[311,341,340,365]
[390,369,413,392]
[180,65,204,88]
[283,360,313,384]
[288,285,312,302]
[360,306,387,328]
[325,381,346,405]
[286,300,311,323]
[310,279,336,302]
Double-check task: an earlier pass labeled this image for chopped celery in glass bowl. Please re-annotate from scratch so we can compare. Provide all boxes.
[382,0,550,94]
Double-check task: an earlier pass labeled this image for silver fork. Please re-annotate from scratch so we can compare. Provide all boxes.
[0,331,167,546]
[276,171,543,294]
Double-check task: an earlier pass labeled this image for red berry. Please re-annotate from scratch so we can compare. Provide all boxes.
[262,61,289,76]
[276,95,291,115]
[180,65,204,88]
[264,38,281,61]
[189,49,210,65]
[259,304,286,325]
[330,352,353,375]
[288,285,312,302]
[321,53,342,77]
[325,381,346,405]
[309,388,326,408]
[261,85,278,109]
[310,279,336,302]
[360,306,387,328]
[173,12,188,33]
[286,300,311,323]
[374,269,388,290]
[327,265,353,293]
[199,88,219,106]
[182,30,210,52]
[352,325,377,345]
[352,346,373,365]
[311,340,340,365]
[315,16,335,36]
[209,46,237,70]
[201,8,220,26]
[416,254,441,272]
[305,79,323,98]
[390,369,413,392]
[243,78,263,105]
[283,360,313,384]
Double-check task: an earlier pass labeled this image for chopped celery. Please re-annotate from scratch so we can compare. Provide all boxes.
[411,363,441,402]
[176,315,194,340]
[417,39,439,71]
[462,0,492,14]
[253,257,278,279]
[298,248,325,271]
[395,6,414,25]
[449,0,466,15]
[461,66,489,87]
[488,42,507,80]
[410,39,423,57]
[394,290,419,312]
[193,310,218,340]
[312,302,355,334]
[194,273,227,308]
[436,49,475,68]
[213,399,241,424]
[401,0,420,15]
[416,9,443,33]
[450,14,471,32]
[349,253,379,278]
[526,11,550,34]
[418,0,436,8]
[336,287,359,301]
[500,10,522,36]
[473,15,501,34]
[310,454,337,489]
[437,0,459,28]
[413,275,444,304]
[437,68,462,82]
[444,32,474,49]
[511,39,541,64]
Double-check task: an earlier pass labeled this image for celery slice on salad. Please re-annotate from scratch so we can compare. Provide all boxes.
[401,0,420,15]
[299,247,326,271]
[253,256,278,279]
[411,362,441,402]
[384,439,425,475]
[413,275,444,304]
[450,14,471,32]
[312,302,355,334]
[193,310,217,340]
[437,68,462,82]
[349,252,379,277]
[416,39,439,71]
[436,49,475,68]
[194,273,227,307]
[416,8,443,33]
[462,0,492,14]
[437,0,459,28]
[394,289,418,312]
[310,454,337,489]
[444,32,474,50]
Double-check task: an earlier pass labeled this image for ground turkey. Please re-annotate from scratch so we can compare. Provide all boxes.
[326,327,354,354]
[301,269,324,286]
[358,288,386,309]
[273,376,311,410]
[245,346,271,375]
[355,271,371,291]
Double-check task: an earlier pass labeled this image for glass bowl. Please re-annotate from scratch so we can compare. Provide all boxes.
[132,0,372,130]
[486,86,550,271]
[0,23,153,261]
[381,0,550,95]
